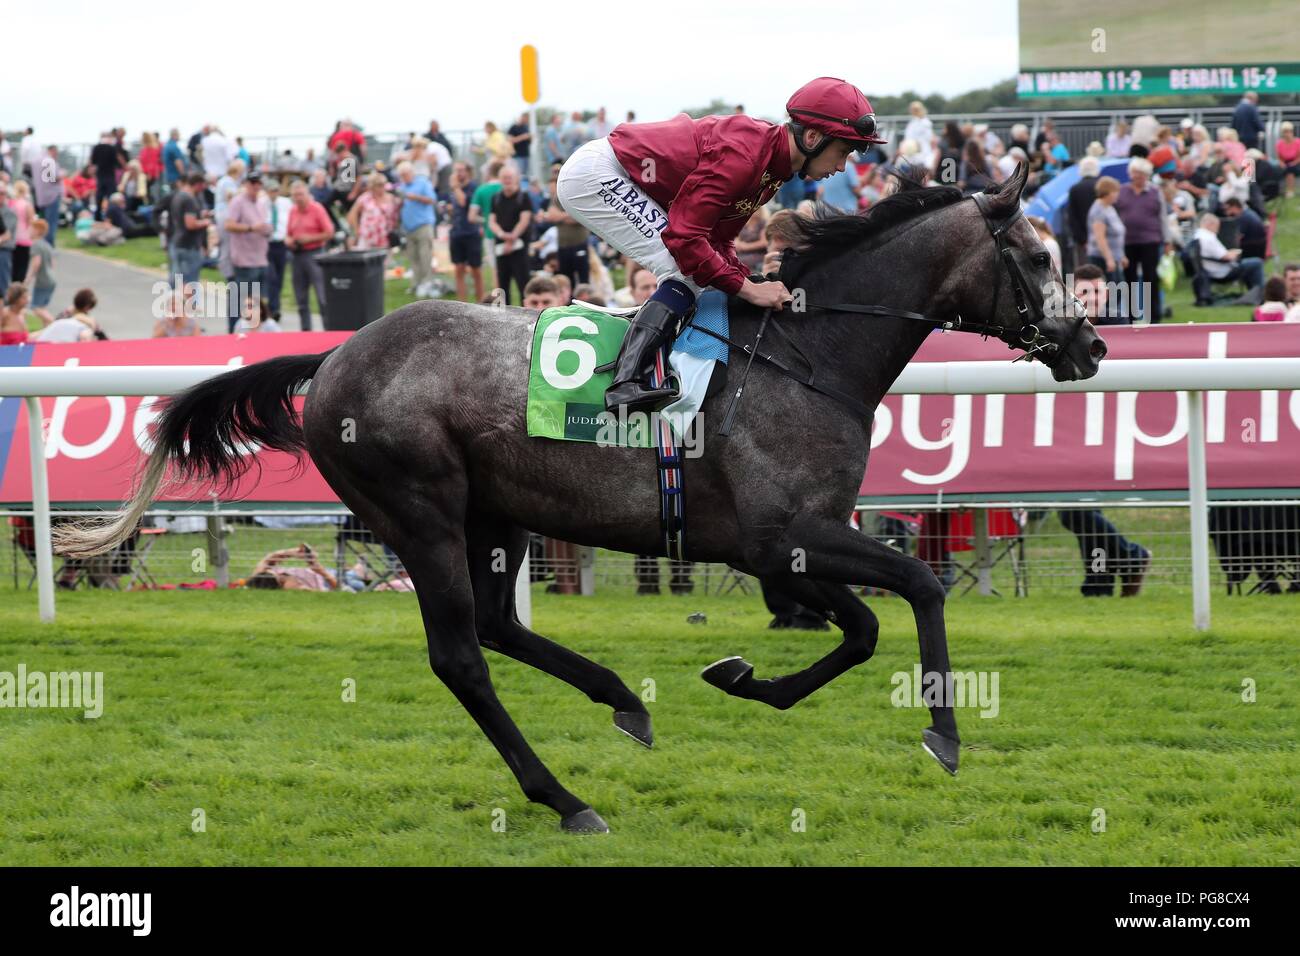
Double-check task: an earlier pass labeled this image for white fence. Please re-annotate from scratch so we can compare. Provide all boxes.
[3,357,1300,628]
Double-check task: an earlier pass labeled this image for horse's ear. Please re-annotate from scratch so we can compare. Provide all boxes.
[986,162,1029,216]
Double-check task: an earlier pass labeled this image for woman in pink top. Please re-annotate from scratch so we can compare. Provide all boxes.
[1,286,32,345]
[9,181,35,283]
[346,173,397,251]
[1276,121,1300,198]
[1216,128,1246,168]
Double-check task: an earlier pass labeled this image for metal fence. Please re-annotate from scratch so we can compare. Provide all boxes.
[28,103,1300,178]
[4,502,1298,598]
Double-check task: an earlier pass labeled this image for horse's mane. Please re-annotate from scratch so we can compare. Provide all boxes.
[787,165,968,263]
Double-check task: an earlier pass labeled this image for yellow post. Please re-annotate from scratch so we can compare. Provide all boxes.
[520,45,540,104]
[521,45,541,184]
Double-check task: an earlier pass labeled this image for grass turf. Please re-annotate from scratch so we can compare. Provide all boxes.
[0,587,1294,865]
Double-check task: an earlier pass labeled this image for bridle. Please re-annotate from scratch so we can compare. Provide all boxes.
[967,191,1090,367]
[788,189,1092,369]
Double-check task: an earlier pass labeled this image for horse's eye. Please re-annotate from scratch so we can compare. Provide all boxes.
[1033,253,1051,269]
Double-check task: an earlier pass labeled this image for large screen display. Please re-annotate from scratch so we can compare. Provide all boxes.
[1017,0,1300,96]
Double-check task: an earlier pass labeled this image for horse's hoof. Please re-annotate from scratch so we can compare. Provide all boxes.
[701,656,754,692]
[613,710,654,748]
[560,808,610,834]
[921,728,960,776]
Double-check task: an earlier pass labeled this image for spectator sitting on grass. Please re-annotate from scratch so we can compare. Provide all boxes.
[1284,262,1300,308]
[74,209,124,246]
[152,289,202,337]
[234,295,280,333]
[243,544,338,590]
[1194,213,1264,300]
[36,287,101,343]
[106,193,155,238]
[1221,196,1266,259]
[65,166,97,217]
[1251,277,1297,322]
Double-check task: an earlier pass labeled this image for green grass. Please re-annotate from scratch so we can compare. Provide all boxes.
[0,505,1252,597]
[0,587,1294,865]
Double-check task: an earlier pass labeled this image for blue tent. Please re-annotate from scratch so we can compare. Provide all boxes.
[1024,158,1131,235]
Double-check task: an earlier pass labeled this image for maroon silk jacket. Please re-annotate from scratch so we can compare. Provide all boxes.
[608,113,793,295]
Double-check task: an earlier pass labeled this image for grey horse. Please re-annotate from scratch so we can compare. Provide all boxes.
[57,164,1106,833]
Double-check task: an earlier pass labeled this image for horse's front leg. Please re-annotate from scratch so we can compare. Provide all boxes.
[721,516,960,774]
[702,575,878,709]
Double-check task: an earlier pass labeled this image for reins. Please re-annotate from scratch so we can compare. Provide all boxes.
[688,189,1092,426]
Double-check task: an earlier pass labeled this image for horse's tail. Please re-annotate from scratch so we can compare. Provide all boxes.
[53,350,336,558]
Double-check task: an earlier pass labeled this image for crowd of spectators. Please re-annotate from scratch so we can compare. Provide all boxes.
[4,93,1298,343]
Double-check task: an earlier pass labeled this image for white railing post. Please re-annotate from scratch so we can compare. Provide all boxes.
[973,509,993,596]
[1186,390,1211,631]
[578,546,596,596]
[515,551,532,630]
[24,397,55,622]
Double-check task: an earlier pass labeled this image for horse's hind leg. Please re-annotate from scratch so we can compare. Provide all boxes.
[387,504,608,833]
[702,577,877,713]
[467,515,653,747]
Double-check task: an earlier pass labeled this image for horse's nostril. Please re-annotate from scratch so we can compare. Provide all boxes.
[1090,338,1108,361]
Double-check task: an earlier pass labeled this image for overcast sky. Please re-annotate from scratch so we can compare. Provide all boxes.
[17,0,1020,145]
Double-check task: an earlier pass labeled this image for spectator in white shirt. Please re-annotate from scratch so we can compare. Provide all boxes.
[904,101,935,171]
[975,123,1002,157]
[588,107,613,141]
[997,146,1029,181]
[1105,119,1132,158]
[1194,213,1263,296]
[1217,161,1251,209]
[19,128,42,179]
[200,125,233,183]
[264,178,294,320]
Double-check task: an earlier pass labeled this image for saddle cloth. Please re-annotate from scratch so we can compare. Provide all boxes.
[525,292,729,447]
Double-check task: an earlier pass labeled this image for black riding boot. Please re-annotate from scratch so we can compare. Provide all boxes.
[604,300,683,414]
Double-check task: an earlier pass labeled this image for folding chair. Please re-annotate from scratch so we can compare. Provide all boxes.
[945,508,1028,597]
[334,515,404,590]
[10,516,86,590]
[700,562,752,595]
[122,527,167,588]
[1185,238,1244,306]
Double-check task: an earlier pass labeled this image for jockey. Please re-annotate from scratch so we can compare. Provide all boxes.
[555,76,887,414]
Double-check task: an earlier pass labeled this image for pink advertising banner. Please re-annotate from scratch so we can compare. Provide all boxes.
[0,324,1297,506]
[0,333,350,505]
[863,322,1300,498]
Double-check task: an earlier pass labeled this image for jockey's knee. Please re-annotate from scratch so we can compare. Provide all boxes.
[650,277,696,313]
